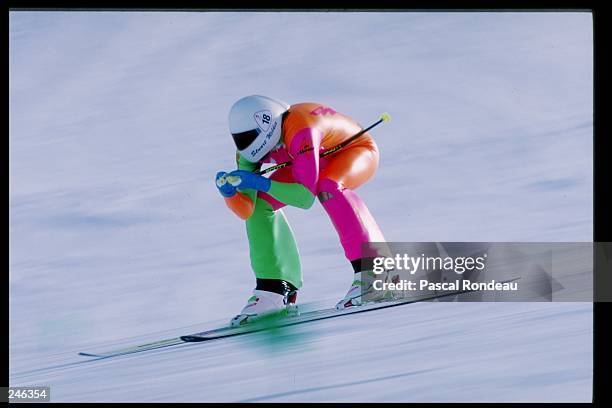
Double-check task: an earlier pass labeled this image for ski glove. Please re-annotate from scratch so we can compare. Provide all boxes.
[227,170,271,192]
[216,171,237,197]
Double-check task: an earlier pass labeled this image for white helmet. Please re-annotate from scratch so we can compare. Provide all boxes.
[229,95,290,163]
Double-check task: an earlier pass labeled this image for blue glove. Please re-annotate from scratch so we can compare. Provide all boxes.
[227,170,271,192]
[216,171,237,197]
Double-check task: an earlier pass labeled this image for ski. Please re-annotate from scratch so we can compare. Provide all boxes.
[180,276,521,342]
[78,337,185,358]
[79,277,520,357]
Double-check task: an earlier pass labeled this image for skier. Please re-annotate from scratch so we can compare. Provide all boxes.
[216,95,389,326]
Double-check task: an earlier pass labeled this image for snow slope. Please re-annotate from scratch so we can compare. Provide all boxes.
[9,11,593,402]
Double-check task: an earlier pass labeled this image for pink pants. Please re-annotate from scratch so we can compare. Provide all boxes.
[259,137,386,261]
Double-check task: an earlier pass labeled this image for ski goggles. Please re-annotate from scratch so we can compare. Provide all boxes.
[231,128,261,151]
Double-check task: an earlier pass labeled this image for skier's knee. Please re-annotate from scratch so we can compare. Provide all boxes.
[317,178,342,203]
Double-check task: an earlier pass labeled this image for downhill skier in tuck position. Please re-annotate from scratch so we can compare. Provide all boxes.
[215,95,390,326]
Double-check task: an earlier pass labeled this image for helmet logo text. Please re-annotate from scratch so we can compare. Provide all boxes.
[250,120,278,159]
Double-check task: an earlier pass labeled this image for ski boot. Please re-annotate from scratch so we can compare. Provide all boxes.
[335,269,399,310]
[230,288,298,327]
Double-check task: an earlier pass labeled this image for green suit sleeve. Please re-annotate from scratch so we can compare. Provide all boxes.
[235,152,315,210]
[267,181,316,209]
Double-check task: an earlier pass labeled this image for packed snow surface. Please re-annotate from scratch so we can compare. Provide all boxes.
[9,12,593,402]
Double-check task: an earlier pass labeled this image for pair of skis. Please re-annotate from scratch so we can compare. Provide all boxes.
[78,277,519,359]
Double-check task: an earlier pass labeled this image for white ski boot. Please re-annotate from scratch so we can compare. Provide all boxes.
[335,270,399,310]
[230,289,297,327]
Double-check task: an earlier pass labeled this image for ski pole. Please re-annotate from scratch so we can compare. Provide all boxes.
[218,112,391,188]
[256,112,391,175]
